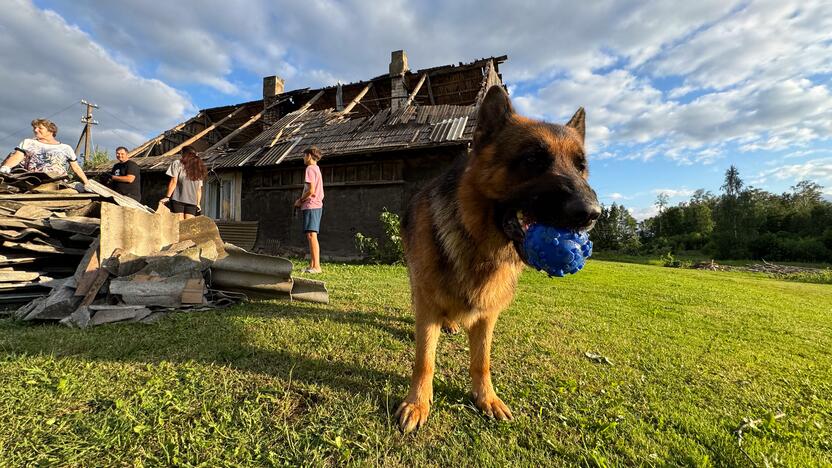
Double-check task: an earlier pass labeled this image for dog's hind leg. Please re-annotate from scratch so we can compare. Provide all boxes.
[396,303,442,433]
[467,313,513,421]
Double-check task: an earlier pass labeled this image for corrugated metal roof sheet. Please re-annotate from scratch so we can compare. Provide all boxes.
[429,116,469,142]
[255,137,303,166]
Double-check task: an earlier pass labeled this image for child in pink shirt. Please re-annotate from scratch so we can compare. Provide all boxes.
[294,146,325,273]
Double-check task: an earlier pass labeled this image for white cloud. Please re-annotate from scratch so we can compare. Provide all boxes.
[752,158,832,186]
[651,188,695,198]
[649,0,832,91]
[628,205,659,221]
[5,0,830,180]
[0,1,192,156]
[607,192,629,201]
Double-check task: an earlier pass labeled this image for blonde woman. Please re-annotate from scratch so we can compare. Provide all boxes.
[0,118,89,183]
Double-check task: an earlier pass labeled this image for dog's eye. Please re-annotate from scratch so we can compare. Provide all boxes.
[522,151,551,171]
[576,160,587,172]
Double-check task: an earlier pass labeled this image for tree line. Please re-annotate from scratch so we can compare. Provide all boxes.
[590,166,832,262]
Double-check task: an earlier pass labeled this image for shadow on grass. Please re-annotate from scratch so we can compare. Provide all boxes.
[0,301,471,420]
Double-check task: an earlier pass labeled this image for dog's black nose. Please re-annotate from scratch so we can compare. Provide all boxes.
[565,199,602,227]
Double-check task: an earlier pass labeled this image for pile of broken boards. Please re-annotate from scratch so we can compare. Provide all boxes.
[2,171,328,328]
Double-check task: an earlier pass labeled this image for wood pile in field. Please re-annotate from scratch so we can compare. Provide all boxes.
[744,260,825,275]
[2,171,328,327]
[691,260,728,271]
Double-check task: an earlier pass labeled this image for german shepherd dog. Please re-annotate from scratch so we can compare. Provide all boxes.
[396,85,601,432]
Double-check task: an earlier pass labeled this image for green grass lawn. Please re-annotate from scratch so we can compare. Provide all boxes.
[1,260,830,466]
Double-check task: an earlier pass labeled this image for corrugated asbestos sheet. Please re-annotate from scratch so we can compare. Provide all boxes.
[215,221,259,251]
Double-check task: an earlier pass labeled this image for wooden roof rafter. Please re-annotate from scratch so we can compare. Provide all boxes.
[205,98,289,153]
[266,89,326,149]
[338,83,372,116]
[128,111,204,157]
[145,106,248,169]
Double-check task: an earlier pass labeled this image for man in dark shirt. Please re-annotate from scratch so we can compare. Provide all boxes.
[108,146,141,202]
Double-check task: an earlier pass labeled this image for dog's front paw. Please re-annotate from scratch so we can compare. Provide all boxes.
[395,400,431,433]
[441,320,460,334]
[474,393,513,420]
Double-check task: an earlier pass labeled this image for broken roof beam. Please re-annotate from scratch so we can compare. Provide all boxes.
[205,99,288,153]
[128,112,204,157]
[338,83,372,115]
[475,60,499,105]
[204,112,265,152]
[404,73,427,107]
[267,90,325,148]
[297,89,325,113]
[160,106,248,157]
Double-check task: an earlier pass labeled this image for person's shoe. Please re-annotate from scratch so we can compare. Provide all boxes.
[303,267,322,274]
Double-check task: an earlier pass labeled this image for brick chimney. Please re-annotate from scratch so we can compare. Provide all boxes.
[263,75,285,98]
[390,50,409,111]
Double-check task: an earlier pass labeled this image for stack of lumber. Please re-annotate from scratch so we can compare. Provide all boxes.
[0,173,103,305]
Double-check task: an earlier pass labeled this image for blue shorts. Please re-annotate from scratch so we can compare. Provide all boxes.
[302,208,322,232]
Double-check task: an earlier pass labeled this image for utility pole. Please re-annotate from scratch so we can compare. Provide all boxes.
[76,99,98,166]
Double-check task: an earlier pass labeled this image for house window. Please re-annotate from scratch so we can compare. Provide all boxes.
[203,171,241,221]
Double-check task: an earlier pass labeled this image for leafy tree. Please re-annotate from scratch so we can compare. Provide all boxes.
[721,165,743,197]
[654,193,669,237]
[83,145,111,170]
[590,203,640,253]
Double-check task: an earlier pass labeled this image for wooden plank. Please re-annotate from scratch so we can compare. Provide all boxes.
[204,110,265,152]
[426,73,436,105]
[181,277,205,304]
[404,73,427,107]
[339,83,372,115]
[128,112,204,157]
[74,240,101,297]
[78,268,109,308]
[266,90,325,149]
[83,180,154,213]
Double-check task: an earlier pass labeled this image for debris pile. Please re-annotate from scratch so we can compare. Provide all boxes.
[691,260,727,271]
[2,171,328,327]
[0,172,115,305]
[744,260,826,275]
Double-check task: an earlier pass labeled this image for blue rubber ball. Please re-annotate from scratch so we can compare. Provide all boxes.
[523,224,592,277]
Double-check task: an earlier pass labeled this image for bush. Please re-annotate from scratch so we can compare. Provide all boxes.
[778,270,832,285]
[354,209,405,264]
[660,251,691,268]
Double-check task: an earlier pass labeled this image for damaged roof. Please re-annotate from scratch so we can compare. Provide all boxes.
[120,54,507,171]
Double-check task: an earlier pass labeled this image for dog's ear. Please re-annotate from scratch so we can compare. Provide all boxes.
[474,86,514,149]
[566,107,586,143]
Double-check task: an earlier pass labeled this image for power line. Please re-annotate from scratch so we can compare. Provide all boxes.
[107,127,146,148]
[0,101,80,145]
[96,106,147,134]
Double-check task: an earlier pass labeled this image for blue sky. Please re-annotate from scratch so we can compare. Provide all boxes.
[2,0,831,219]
